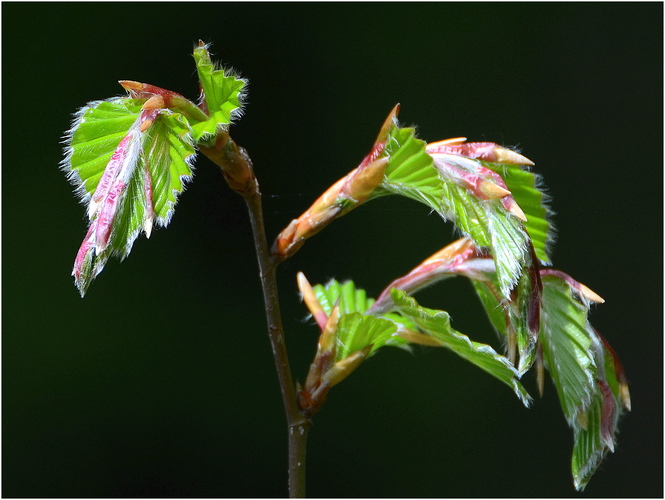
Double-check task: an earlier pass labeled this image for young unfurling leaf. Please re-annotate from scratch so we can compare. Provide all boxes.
[538,272,628,490]
[388,289,532,406]
[62,102,196,296]
[192,41,247,142]
[274,106,546,300]
[296,271,530,415]
[62,43,248,296]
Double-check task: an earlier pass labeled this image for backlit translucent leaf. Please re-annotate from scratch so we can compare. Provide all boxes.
[377,126,442,209]
[62,98,144,201]
[192,43,247,141]
[143,112,196,225]
[539,275,596,423]
[371,125,530,297]
[571,387,606,490]
[312,279,408,358]
[441,180,529,297]
[482,162,554,264]
[390,289,531,406]
[64,102,196,295]
[335,313,401,360]
[538,273,628,490]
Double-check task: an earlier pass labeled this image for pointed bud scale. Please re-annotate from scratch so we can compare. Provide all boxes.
[322,345,372,387]
[141,94,165,111]
[423,236,477,264]
[297,272,329,330]
[396,328,442,347]
[494,146,535,166]
[426,140,534,166]
[620,384,632,412]
[503,196,528,222]
[579,284,605,304]
[430,154,513,202]
[298,378,331,417]
[426,137,467,148]
[119,80,208,123]
[474,164,528,221]
[371,238,493,314]
[341,157,390,205]
[478,179,512,199]
[319,303,340,357]
[303,360,324,397]
[540,270,605,304]
[272,219,302,260]
[375,104,400,146]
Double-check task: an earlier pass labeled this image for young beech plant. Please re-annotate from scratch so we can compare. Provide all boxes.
[61,41,630,496]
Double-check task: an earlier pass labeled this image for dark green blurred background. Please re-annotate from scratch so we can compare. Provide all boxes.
[3,2,662,497]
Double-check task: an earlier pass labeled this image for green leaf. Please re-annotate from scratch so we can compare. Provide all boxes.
[64,103,196,295]
[371,125,530,297]
[571,388,606,490]
[312,279,376,316]
[142,111,196,225]
[482,162,554,264]
[538,273,627,490]
[390,289,531,406]
[62,97,144,200]
[192,43,247,141]
[539,275,596,423]
[441,180,529,297]
[335,312,401,360]
[312,279,408,358]
[378,126,442,209]
[106,111,196,254]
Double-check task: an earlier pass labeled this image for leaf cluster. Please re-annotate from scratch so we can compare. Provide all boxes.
[60,42,629,491]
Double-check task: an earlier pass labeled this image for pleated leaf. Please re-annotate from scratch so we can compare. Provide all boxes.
[371,125,530,297]
[142,112,196,225]
[192,42,247,141]
[539,274,596,423]
[571,387,608,490]
[376,126,442,209]
[335,313,402,360]
[62,97,144,201]
[482,162,554,264]
[538,273,627,491]
[390,289,531,406]
[441,180,529,297]
[63,102,196,296]
[312,279,409,359]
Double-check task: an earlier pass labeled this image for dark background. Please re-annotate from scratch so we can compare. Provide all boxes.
[3,2,662,497]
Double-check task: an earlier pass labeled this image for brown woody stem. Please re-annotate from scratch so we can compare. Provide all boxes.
[201,138,311,497]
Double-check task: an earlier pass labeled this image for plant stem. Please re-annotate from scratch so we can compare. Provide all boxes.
[243,186,312,498]
[202,139,311,497]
